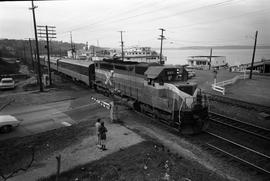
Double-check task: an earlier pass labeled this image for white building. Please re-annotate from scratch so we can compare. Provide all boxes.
[187,56,227,70]
[123,46,166,64]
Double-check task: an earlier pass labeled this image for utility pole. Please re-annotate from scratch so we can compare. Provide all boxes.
[158,28,166,65]
[70,32,73,50]
[23,42,26,64]
[28,38,35,70]
[249,30,258,79]
[209,48,212,70]
[60,48,62,57]
[37,25,56,86]
[70,31,76,58]
[29,0,43,92]
[119,31,125,61]
[50,39,53,57]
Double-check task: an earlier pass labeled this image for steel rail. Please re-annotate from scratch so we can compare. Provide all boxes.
[209,111,270,141]
[206,92,270,113]
[207,143,270,175]
[206,131,270,175]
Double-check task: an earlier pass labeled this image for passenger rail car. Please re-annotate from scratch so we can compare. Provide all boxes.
[41,57,209,134]
[41,57,95,86]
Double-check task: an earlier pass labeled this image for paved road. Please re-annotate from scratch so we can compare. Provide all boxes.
[0,96,111,141]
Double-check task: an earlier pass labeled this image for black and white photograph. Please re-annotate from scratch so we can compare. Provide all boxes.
[0,0,270,180]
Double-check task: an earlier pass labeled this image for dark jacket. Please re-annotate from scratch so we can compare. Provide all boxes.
[99,125,107,140]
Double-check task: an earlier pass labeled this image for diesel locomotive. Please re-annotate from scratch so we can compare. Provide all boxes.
[40,57,209,134]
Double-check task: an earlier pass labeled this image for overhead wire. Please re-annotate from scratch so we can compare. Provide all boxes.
[55,0,268,46]
[142,0,239,23]
[167,8,270,30]
[166,36,252,45]
[58,0,163,34]
[58,0,205,34]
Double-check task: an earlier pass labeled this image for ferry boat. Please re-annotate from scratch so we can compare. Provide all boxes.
[67,45,166,64]
[123,46,166,64]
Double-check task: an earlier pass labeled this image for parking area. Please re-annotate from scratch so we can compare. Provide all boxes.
[189,69,270,106]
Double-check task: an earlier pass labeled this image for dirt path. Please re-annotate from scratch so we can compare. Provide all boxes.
[9,121,144,181]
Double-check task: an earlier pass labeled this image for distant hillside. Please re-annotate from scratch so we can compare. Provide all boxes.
[0,58,20,75]
[166,45,270,50]
[0,39,85,59]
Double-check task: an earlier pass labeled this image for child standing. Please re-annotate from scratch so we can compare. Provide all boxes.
[99,122,108,150]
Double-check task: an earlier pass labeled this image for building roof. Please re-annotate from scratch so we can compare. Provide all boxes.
[59,58,94,67]
[247,60,270,68]
[145,66,164,79]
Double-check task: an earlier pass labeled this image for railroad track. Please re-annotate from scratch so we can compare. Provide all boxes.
[205,131,270,175]
[137,109,270,176]
[209,111,270,141]
[206,92,270,114]
[92,95,270,176]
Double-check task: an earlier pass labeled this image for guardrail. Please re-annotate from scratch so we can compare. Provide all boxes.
[212,84,225,95]
[212,72,247,95]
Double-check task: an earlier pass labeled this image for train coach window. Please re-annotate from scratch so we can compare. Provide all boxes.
[100,63,113,70]
[80,67,89,76]
[115,65,127,71]
[128,66,134,71]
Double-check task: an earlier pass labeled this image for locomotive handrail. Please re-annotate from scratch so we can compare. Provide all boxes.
[178,100,184,124]
[164,83,194,108]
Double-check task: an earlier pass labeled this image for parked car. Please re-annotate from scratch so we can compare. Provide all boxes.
[0,78,15,90]
[0,115,21,133]
[186,69,196,78]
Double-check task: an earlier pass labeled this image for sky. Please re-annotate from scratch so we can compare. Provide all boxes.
[1,0,270,48]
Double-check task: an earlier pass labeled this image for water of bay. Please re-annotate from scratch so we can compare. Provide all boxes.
[163,48,270,66]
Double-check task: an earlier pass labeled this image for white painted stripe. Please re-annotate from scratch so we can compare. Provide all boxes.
[61,121,72,126]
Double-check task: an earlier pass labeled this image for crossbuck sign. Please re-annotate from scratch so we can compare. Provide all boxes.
[105,70,114,86]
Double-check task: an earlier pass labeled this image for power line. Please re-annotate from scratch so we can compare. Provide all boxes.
[166,36,251,44]
[167,8,270,30]
[49,1,269,47]
[58,0,158,34]
[58,0,237,35]
[145,0,238,23]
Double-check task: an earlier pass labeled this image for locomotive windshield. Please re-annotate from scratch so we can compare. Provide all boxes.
[145,66,188,83]
[145,65,196,95]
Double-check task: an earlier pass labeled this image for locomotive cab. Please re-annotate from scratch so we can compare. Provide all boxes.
[145,65,209,134]
[145,65,188,83]
[145,65,197,95]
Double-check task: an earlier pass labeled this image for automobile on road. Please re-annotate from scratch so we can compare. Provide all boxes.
[0,77,15,90]
[0,115,21,133]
